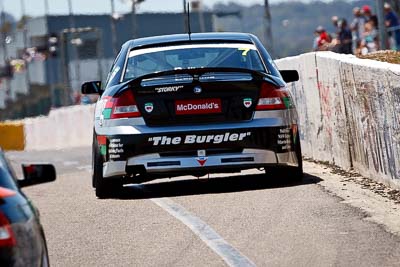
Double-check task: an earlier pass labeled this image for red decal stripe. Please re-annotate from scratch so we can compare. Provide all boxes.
[97,135,107,145]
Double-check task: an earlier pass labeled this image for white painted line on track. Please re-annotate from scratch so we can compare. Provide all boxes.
[63,161,79,166]
[77,165,92,172]
[151,197,256,267]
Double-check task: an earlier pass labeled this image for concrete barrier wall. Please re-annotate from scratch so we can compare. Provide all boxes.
[277,51,400,187]
[24,104,95,151]
[1,104,94,151]
[340,57,400,186]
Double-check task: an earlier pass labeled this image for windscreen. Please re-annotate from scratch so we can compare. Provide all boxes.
[123,43,267,81]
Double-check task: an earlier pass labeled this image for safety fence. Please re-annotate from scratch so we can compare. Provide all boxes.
[276,52,400,188]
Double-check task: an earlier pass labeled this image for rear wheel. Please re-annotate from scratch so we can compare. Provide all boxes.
[92,135,122,198]
[268,132,303,183]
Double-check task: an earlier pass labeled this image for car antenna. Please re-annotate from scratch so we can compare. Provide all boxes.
[187,2,192,40]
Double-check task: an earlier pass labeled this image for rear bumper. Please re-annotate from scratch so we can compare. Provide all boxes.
[103,148,300,178]
[96,111,301,179]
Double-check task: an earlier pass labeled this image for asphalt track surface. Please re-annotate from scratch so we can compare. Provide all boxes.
[7,147,400,266]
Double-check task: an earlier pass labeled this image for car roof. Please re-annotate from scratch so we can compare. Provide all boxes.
[123,32,257,50]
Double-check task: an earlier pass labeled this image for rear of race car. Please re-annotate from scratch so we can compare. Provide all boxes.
[96,77,301,176]
[88,39,302,197]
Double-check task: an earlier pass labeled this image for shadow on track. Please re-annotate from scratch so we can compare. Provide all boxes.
[115,172,322,200]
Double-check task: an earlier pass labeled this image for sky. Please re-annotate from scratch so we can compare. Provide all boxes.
[3,0,272,19]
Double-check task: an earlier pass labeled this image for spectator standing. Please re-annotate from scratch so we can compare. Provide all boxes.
[384,2,400,50]
[360,19,379,54]
[331,16,340,37]
[362,5,378,29]
[315,26,331,51]
[330,16,340,52]
[337,19,353,54]
[350,7,365,54]
[312,30,319,51]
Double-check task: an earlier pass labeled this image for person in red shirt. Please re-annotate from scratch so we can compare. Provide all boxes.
[315,26,331,50]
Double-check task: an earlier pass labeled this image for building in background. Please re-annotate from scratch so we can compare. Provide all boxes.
[0,12,214,120]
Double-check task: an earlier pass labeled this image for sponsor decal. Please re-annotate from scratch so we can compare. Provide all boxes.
[196,157,208,166]
[102,108,112,119]
[175,98,221,115]
[148,132,251,146]
[277,127,292,150]
[155,85,183,93]
[144,103,154,113]
[100,146,107,156]
[283,97,293,108]
[193,86,202,94]
[243,98,252,108]
[108,138,125,159]
[238,47,251,56]
[97,135,107,145]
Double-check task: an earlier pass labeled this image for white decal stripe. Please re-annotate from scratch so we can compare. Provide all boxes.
[150,196,256,267]
[129,43,257,58]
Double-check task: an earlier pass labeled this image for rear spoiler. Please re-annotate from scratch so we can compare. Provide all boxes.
[120,67,284,92]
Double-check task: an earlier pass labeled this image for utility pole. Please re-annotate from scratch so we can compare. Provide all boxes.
[183,0,188,32]
[43,0,52,106]
[0,1,8,63]
[130,0,145,39]
[263,0,274,55]
[131,0,137,38]
[0,0,10,99]
[20,0,30,94]
[376,0,387,50]
[67,0,74,35]
[110,0,118,56]
[20,0,27,47]
[67,0,78,104]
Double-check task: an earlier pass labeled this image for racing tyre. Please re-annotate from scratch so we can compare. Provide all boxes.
[268,132,303,183]
[93,135,122,198]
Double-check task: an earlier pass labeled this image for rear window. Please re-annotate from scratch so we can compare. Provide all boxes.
[123,43,267,82]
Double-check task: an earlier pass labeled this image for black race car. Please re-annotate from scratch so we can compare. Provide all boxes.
[82,32,302,198]
[0,149,56,266]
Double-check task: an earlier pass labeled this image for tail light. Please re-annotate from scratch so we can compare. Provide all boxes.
[256,82,293,110]
[0,212,16,247]
[103,90,141,119]
[0,187,17,247]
